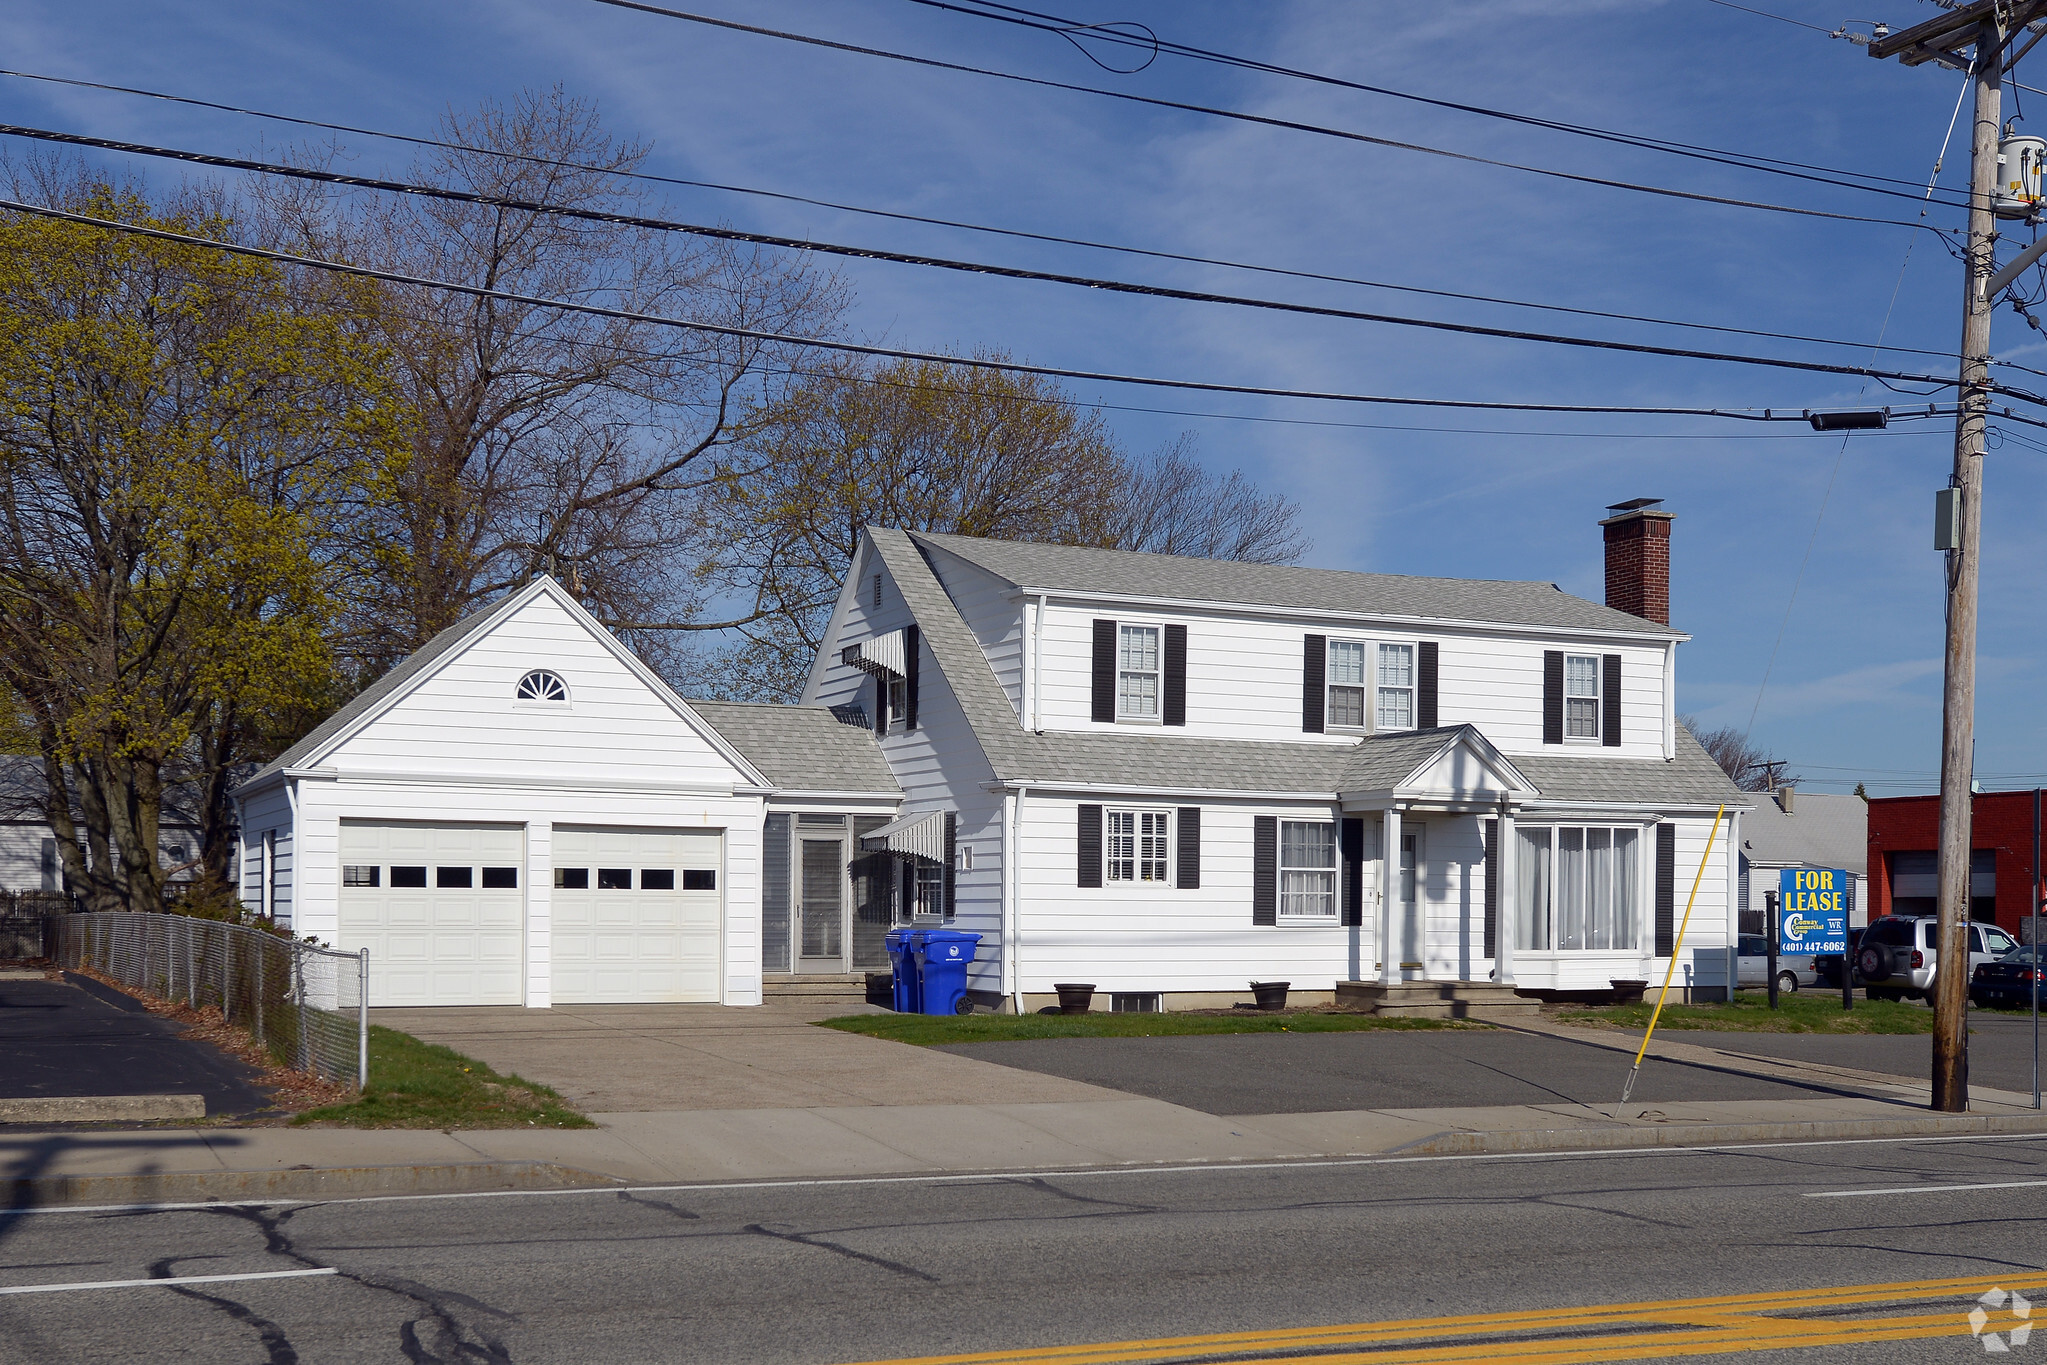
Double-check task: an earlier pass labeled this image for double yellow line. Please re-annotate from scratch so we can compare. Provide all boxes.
[843,1270,2047,1364]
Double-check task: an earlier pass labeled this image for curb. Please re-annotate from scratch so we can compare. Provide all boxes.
[3,1160,619,1209]
[1387,1110,2047,1157]
[0,1095,206,1124]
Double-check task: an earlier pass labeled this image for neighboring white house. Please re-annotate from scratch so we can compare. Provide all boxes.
[801,501,1751,1011]
[1737,787,1869,932]
[232,577,898,1008]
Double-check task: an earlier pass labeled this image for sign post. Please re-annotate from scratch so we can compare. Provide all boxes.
[1765,890,1780,1010]
[1780,869,1850,1008]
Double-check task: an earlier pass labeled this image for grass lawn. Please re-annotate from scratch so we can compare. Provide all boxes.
[819,1009,1486,1045]
[293,1025,593,1129]
[1556,992,1935,1035]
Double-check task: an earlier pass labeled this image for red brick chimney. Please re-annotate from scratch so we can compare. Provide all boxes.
[1600,498,1674,626]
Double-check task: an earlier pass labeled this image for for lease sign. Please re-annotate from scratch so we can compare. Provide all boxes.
[1779,868,1849,953]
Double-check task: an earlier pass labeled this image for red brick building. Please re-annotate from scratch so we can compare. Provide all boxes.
[1865,791,2046,935]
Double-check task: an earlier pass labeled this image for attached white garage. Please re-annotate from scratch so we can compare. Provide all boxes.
[338,822,526,1007]
[550,827,722,1003]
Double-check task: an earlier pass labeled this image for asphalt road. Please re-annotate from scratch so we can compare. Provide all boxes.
[936,1028,1834,1114]
[6,1132,2047,1363]
[0,973,273,1116]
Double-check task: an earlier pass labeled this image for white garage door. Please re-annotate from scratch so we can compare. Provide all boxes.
[338,822,525,1007]
[550,827,721,1004]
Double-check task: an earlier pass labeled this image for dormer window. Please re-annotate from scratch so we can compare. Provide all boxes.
[516,670,569,702]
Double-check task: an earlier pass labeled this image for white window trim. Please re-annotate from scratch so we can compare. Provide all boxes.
[1375,640,1417,734]
[1105,807,1173,886]
[1325,637,1370,733]
[1515,822,1648,954]
[1562,653,1602,744]
[1115,621,1165,726]
[1277,817,1340,922]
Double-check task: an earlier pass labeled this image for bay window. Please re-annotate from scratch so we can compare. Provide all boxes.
[1517,825,1641,951]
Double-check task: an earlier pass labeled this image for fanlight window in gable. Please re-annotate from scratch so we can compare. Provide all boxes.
[515,670,569,703]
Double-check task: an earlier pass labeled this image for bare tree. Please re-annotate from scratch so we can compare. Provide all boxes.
[1683,715,1799,792]
[686,354,1307,699]
[259,88,848,673]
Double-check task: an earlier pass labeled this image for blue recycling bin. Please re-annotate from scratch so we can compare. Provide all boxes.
[885,928,924,1014]
[915,929,983,1016]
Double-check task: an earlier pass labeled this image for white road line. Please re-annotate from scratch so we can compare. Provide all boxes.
[1807,1179,2047,1198]
[0,1268,337,1296]
[11,1129,2047,1217]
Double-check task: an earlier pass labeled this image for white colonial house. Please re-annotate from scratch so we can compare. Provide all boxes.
[801,501,1751,1011]
[236,500,1749,1011]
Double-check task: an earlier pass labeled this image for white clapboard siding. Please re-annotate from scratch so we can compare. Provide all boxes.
[1029,602,1670,760]
[318,592,746,789]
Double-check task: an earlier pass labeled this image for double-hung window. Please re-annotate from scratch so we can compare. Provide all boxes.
[1564,654,1601,739]
[1106,809,1170,883]
[1118,624,1160,721]
[1327,640,1367,729]
[1516,825,1641,951]
[1376,643,1415,730]
[1278,820,1338,919]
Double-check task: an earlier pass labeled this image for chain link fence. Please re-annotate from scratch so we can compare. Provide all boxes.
[46,912,368,1089]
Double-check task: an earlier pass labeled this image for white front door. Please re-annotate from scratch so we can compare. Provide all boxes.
[550,827,722,1004]
[337,822,525,1007]
[1400,825,1424,979]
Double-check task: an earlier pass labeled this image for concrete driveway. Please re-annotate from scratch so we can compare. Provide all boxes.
[372,999,1124,1113]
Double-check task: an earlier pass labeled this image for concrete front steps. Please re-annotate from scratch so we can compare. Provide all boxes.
[1334,980,1542,1020]
[761,972,879,1007]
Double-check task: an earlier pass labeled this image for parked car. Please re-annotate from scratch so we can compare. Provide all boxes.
[1736,934,1817,993]
[1856,915,2020,1001]
[1972,945,2047,1011]
[1814,927,1867,991]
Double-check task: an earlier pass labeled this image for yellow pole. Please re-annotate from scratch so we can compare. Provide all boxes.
[1620,804,1728,1107]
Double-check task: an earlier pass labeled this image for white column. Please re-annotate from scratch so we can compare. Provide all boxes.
[1496,804,1516,987]
[1723,810,1742,1003]
[527,818,552,1009]
[1380,807,1402,987]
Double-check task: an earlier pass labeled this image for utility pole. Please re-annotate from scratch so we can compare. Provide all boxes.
[1870,0,2047,1112]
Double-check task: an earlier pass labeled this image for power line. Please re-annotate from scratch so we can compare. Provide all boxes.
[1698,0,1837,34]
[908,0,1971,206]
[0,195,1940,424]
[2,121,1993,395]
[0,67,1967,364]
[581,0,1949,232]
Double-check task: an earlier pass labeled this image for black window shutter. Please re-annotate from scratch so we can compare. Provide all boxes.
[1302,635,1326,734]
[1177,806,1200,888]
[1340,818,1364,926]
[943,810,956,917]
[905,625,921,731]
[1483,819,1498,958]
[1091,620,1117,723]
[1163,624,1187,726]
[1655,823,1677,957]
[1252,816,1278,925]
[1601,652,1621,747]
[1077,804,1104,888]
[1542,650,1564,745]
[875,673,889,737]
[1418,641,1439,730]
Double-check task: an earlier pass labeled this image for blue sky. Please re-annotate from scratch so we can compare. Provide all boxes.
[8,0,2041,794]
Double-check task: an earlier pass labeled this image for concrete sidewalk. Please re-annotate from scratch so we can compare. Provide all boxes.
[10,1007,2047,1207]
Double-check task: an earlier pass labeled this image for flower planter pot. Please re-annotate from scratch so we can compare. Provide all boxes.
[1609,978,1649,1006]
[1053,983,1096,1015]
[1250,980,1291,1011]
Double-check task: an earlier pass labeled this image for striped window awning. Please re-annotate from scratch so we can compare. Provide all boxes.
[862,810,947,863]
[841,629,906,678]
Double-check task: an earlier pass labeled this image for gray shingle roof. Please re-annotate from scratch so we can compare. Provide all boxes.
[687,701,900,796]
[911,530,1682,638]
[244,589,527,787]
[873,528,1737,807]
[1741,789,1867,873]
